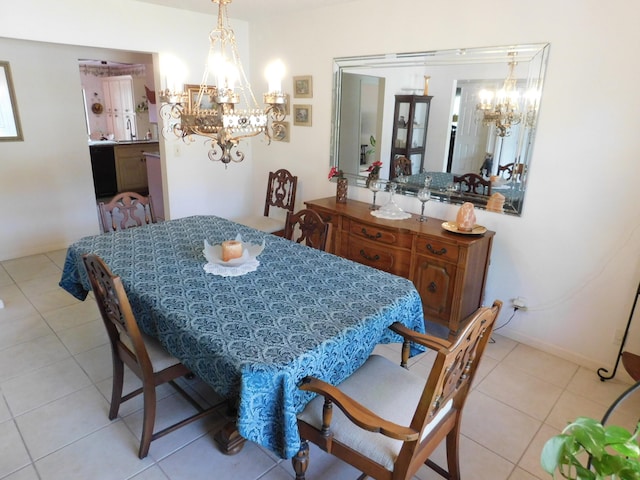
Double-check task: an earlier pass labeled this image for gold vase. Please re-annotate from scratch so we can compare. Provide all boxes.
[336,177,348,203]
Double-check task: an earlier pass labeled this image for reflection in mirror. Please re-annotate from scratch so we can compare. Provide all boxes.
[331,43,550,216]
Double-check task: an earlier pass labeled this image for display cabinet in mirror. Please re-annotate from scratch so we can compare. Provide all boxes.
[331,43,550,216]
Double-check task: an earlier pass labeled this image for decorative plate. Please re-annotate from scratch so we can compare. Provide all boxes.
[91,102,104,114]
[441,221,487,235]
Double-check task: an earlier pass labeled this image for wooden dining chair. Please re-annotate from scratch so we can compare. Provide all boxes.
[292,300,503,480]
[235,169,298,236]
[284,209,331,252]
[82,253,224,459]
[391,155,412,180]
[98,191,157,233]
[453,172,492,196]
[497,162,526,182]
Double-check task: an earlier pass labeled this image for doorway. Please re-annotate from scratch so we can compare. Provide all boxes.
[78,55,164,219]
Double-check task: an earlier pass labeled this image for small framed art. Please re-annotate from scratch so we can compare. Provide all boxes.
[293,76,312,98]
[186,84,215,110]
[293,104,312,127]
[272,121,290,142]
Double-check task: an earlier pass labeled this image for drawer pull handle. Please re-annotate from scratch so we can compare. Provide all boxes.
[428,281,437,293]
[426,244,447,256]
[361,228,382,240]
[359,249,380,262]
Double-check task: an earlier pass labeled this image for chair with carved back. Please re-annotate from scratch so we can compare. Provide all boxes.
[497,162,526,182]
[284,209,331,252]
[391,155,412,180]
[235,169,298,236]
[82,254,225,459]
[453,172,492,196]
[292,300,503,480]
[99,191,157,233]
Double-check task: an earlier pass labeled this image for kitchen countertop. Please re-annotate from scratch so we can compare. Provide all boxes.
[88,140,159,147]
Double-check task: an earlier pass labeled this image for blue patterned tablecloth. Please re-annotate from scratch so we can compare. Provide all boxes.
[59,215,425,458]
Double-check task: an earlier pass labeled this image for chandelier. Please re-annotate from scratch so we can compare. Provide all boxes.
[159,0,287,165]
[476,52,523,137]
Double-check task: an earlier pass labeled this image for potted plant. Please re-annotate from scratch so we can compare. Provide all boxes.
[541,416,640,479]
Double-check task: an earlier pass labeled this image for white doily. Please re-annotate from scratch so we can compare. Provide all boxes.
[203,259,260,277]
[370,209,412,220]
[202,234,265,277]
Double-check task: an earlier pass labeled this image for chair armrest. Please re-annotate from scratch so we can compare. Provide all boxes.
[389,322,452,351]
[300,376,419,442]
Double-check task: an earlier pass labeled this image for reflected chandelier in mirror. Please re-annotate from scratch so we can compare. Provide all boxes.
[331,43,550,216]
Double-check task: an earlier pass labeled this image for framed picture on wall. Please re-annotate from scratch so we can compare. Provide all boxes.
[0,61,23,141]
[293,76,312,98]
[186,84,215,110]
[293,104,312,127]
[272,121,290,142]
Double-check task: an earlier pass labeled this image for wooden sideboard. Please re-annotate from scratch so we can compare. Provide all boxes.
[305,197,495,334]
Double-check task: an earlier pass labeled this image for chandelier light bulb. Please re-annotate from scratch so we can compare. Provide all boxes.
[265,60,285,94]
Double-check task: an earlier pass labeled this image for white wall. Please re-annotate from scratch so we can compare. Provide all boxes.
[0,0,257,260]
[247,0,640,372]
[1,0,639,374]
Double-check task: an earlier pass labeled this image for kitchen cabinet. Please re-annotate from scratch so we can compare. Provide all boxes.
[305,197,494,335]
[115,144,149,192]
[389,94,432,180]
[89,145,117,197]
[103,76,136,141]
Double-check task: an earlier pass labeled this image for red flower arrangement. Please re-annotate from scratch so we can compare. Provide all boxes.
[366,161,383,175]
[328,166,344,179]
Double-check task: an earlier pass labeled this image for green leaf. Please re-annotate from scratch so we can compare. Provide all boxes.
[541,418,640,479]
[571,419,605,459]
[541,435,573,474]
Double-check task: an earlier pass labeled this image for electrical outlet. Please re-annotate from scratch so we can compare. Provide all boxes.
[512,297,528,311]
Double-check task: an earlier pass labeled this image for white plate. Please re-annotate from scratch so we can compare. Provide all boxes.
[441,221,487,235]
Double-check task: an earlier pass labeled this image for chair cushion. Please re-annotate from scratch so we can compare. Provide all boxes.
[298,354,452,471]
[234,215,285,234]
[120,331,182,373]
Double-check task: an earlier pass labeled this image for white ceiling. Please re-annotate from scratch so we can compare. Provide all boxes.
[136,0,358,21]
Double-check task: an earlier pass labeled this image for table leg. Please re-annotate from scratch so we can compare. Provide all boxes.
[213,420,246,455]
[292,440,309,480]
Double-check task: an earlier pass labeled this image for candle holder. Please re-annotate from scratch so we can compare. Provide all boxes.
[368,179,383,210]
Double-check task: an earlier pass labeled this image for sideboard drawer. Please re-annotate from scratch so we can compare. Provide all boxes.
[347,219,413,249]
[346,237,411,277]
[415,237,459,263]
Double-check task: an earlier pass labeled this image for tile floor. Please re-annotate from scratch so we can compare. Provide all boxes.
[1,250,639,480]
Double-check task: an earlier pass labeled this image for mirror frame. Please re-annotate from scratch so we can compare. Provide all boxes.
[0,61,23,142]
[330,43,550,216]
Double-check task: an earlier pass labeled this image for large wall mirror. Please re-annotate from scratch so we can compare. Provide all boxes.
[331,43,550,216]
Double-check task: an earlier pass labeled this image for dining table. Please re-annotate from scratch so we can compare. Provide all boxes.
[59,215,426,459]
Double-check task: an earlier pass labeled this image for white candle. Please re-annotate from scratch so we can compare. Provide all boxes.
[265,60,285,93]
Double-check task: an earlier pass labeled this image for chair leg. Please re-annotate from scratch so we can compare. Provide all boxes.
[109,356,125,420]
[138,383,157,459]
[292,439,309,480]
[445,430,461,480]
